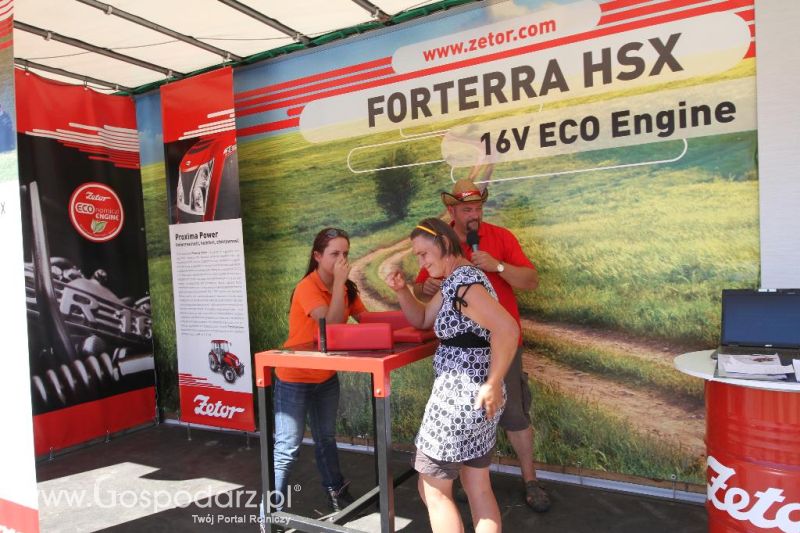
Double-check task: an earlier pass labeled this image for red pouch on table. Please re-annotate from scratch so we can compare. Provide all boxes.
[392,326,437,343]
[314,323,393,351]
[359,311,412,331]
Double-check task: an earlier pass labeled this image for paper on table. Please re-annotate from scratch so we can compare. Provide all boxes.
[274,350,348,356]
[716,370,788,381]
[793,359,800,378]
[718,354,793,375]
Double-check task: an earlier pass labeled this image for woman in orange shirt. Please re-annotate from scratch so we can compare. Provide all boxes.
[272,228,367,512]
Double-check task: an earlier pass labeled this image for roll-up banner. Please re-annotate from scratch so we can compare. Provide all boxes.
[16,70,156,456]
[0,1,40,531]
[161,67,255,431]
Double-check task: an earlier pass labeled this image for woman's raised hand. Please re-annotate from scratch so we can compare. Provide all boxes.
[333,256,351,286]
[385,270,407,292]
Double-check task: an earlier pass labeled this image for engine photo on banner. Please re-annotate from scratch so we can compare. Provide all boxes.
[15,70,156,454]
[21,179,154,415]
[165,135,240,225]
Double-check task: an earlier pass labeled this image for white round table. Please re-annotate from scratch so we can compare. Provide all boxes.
[674,350,800,392]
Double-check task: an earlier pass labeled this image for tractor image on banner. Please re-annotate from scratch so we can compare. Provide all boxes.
[208,339,245,384]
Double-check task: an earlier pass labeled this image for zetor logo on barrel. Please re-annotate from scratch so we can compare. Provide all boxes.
[69,182,124,242]
[708,455,800,532]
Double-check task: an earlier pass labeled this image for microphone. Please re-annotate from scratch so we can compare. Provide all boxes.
[318,318,327,353]
[466,229,480,252]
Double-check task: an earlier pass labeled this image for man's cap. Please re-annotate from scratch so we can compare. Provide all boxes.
[441,179,488,206]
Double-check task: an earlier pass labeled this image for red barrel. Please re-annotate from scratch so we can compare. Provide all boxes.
[706,381,800,533]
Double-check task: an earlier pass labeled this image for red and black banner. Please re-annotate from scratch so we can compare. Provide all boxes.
[15,70,156,455]
[0,2,40,530]
[161,67,254,431]
[161,67,240,224]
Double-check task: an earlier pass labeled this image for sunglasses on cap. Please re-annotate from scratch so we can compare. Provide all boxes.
[324,228,349,239]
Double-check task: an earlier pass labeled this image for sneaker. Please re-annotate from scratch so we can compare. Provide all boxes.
[524,481,551,512]
[326,481,354,512]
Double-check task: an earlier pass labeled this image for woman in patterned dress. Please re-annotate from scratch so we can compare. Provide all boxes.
[385,217,519,533]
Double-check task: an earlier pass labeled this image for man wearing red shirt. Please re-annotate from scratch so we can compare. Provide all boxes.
[413,178,550,512]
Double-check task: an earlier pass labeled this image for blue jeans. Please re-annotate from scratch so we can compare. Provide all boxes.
[273,374,344,504]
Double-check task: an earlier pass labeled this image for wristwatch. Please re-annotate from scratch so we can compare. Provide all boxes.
[496,262,505,273]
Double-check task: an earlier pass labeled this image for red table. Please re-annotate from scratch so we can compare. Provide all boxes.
[254,341,437,533]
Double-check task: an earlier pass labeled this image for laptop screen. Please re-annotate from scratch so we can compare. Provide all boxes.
[721,290,800,348]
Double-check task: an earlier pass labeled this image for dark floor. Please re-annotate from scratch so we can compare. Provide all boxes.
[36,424,707,532]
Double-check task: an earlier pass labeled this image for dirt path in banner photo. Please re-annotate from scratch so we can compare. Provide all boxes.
[518,325,706,457]
[351,240,706,458]
[350,239,412,312]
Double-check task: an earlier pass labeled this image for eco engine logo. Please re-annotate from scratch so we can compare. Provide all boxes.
[69,182,124,242]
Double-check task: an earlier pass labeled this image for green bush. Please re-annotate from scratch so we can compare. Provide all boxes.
[373,148,418,220]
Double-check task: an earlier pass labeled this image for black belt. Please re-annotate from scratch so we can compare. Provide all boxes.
[440,332,490,348]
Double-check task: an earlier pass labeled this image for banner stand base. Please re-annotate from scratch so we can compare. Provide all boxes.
[160,419,705,505]
[34,420,156,463]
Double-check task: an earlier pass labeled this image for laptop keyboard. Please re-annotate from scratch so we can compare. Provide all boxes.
[717,346,766,356]
[716,346,800,358]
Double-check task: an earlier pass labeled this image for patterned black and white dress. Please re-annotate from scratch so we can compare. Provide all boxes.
[415,265,505,463]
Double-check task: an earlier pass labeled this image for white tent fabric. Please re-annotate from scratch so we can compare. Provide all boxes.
[13,0,444,93]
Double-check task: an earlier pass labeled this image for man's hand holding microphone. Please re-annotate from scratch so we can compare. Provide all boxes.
[467,227,504,274]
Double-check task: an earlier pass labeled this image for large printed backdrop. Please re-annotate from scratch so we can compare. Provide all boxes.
[17,71,156,455]
[139,0,760,487]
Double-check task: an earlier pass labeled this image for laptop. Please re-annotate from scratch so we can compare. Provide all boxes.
[713,289,800,359]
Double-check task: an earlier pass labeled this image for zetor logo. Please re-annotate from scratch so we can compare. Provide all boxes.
[708,455,800,532]
[193,394,245,419]
[68,182,124,242]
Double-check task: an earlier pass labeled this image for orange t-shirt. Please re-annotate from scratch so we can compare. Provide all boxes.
[277,270,367,383]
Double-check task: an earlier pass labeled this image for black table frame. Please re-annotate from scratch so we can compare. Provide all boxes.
[254,342,436,533]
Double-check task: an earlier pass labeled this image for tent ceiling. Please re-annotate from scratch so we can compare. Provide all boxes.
[13,0,459,94]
